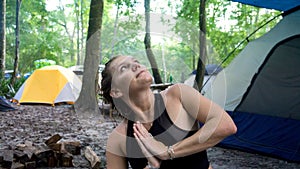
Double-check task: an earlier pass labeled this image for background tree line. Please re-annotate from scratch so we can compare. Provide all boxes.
[0,0,280,99]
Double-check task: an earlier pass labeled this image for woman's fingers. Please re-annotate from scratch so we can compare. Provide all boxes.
[134,121,151,137]
[134,133,161,168]
[133,132,151,157]
[133,121,167,159]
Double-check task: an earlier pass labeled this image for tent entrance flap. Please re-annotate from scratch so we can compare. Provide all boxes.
[236,36,300,120]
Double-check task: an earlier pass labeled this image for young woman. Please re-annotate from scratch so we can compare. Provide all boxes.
[101,55,237,169]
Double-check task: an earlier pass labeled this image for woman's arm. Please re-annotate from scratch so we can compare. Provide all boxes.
[106,122,128,169]
[169,84,237,157]
[133,83,237,160]
[106,151,127,169]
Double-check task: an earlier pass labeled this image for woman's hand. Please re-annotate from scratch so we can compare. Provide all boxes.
[133,121,169,161]
[134,131,161,168]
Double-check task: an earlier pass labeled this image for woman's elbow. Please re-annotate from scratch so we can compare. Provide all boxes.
[222,120,237,137]
[228,122,237,135]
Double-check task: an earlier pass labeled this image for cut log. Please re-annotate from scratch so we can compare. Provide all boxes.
[24,161,36,169]
[0,135,85,168]
[84,146,101,169]
[60,152,73,167]
[34,144,54,159]
[22,144,37,161]
[13,150,30,164]
[1,150,14,168]
[64,141,81,155]
[11,162,25,169]
[48,143,62,152]
[45,134,62,146]
[48,156,58,167]
[23,148,34,161]
[36,157,48,167]
[24,141,33,147]
[16,144,26,151]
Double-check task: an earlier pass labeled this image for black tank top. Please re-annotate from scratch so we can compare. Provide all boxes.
[126,93,209,169]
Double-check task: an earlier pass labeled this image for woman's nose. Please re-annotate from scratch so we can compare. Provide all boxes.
[132,63,140,71]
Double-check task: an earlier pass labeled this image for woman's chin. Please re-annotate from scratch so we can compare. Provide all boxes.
[136,75,153,84]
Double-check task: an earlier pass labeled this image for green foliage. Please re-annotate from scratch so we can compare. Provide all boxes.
[205,0,281,66]
[34,59,56,69]
[0,78,11,97]
[177,0,199,24]
[100,11,144,62]
[175,0,281,68]
[115,0,139,16]
[3,0,282,86]
[0,77,25,99]
[5,1,68,73]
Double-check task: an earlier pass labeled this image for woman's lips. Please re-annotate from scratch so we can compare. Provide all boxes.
[136,70,146,78]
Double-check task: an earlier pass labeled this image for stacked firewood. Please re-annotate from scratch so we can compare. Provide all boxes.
[0,134,101,169]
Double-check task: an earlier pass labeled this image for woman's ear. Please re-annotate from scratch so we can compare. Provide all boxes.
[110,89,123,98]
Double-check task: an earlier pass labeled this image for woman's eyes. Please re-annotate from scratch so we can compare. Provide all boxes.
[120,65,128,72]
[119,60,140,72]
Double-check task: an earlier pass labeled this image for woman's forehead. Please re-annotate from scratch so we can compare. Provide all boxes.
[110,56,133,69]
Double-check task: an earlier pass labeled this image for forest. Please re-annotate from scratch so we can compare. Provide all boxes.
[0,0,280,99]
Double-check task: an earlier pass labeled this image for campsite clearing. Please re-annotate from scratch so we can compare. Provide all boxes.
[1,104,299,168]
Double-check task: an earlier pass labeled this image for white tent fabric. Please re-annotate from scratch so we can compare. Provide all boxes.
[205,9,300,111]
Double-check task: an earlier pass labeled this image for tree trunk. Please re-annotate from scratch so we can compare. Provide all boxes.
[0,0,6,79]
[144,0,162,84]
[11,0,21,86]
[194,0,207,91]
[110,3,120,58]
[75,0,103,115]
[80,0,84,65]
[75,0,80,65]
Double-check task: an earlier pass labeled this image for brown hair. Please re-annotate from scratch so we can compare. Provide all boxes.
[100,56,121,108]
[101,55,139,119]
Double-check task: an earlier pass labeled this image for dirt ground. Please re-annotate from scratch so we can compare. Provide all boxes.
[1,104,299,169]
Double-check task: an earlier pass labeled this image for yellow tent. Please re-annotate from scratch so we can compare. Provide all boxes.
[14,65,82,105]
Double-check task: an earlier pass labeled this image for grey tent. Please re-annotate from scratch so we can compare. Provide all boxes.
[204,8,300,162]
[184,64,223,93]
[0,96,15,112]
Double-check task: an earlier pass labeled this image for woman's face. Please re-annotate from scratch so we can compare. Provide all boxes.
[109,56,153,98]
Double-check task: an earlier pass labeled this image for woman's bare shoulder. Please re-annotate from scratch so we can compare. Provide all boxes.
[107,119,127,156]
[161,83,189,98]
[110,119,127,138]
